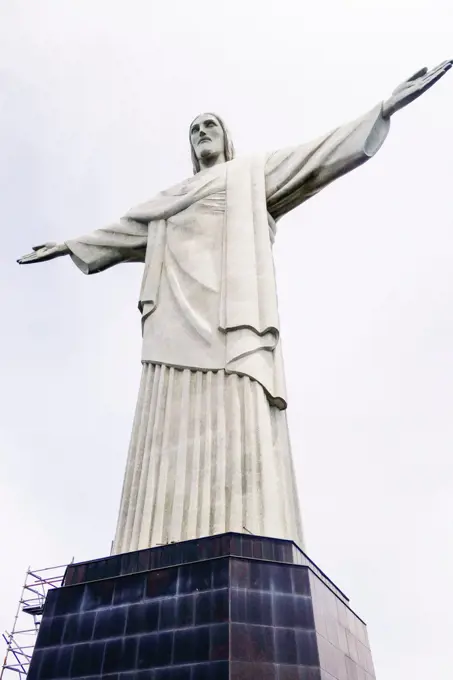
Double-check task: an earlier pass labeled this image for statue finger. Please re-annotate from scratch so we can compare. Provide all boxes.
[421,60,452,84]
[429,59,453,73]
[406,67,428,83]
[17,252,38,264]
[419,63,452,91]
[32,241,56,251]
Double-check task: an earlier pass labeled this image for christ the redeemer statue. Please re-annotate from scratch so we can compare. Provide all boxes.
[18,62,451,555]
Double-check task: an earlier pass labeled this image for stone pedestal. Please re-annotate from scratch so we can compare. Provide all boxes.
[27,534,376,680]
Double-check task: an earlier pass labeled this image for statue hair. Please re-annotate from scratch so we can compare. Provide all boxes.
[189,113,235,174]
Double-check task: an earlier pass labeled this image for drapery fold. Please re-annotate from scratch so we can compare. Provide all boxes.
[63,104,391,553]
[112,365,304,554]
[66,104,390,411]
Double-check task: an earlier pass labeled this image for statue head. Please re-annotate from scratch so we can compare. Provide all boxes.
[189,113,235,174]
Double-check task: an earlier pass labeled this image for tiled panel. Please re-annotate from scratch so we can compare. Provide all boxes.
[230,660,278,680]
[309,572,376,680]
[357,641,375,676]
[191,661,229,680]
[230,558,295,592]
[317,633,348,680]
[230,615,319,666]
[321,671,338,680]
[231,622,274,663]
[29,557,234,680]
[63,533,347,603]
[29,537,376,680]
[230,662,322,680]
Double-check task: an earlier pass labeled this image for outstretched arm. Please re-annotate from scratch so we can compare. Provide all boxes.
[266,60,452,220]
[265,103,390,219]
[17,218,148,273]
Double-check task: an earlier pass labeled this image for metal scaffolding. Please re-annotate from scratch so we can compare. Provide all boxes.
[1,564,67,680]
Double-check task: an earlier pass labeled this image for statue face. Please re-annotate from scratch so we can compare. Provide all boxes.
[190,114,225,164]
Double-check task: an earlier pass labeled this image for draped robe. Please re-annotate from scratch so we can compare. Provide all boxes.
[66,105,390,553]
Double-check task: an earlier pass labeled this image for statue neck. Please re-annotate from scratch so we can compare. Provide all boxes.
[198,152,226,172]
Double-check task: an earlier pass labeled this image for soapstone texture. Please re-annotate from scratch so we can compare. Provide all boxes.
[66,106,390,553]
[19,63,452,553]
[112,365,304,553]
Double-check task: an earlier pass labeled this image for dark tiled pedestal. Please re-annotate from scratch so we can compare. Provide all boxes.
[27,533,376,680]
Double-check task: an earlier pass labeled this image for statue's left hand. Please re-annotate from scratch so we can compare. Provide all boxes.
[383,59,452,118]
[17,242,69,264]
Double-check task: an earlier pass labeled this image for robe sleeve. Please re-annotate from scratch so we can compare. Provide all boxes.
[65,218,148,274]
[265,103,390,220]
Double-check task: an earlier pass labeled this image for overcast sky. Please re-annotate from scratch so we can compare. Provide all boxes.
[0,1,452,677]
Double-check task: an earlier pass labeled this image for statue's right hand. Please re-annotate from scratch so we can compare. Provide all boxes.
[17,242,69,264]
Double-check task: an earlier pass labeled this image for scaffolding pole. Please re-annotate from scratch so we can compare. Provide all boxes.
[1,563,67,680]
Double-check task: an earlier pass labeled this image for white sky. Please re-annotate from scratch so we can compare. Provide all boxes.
[0,1,452,677]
